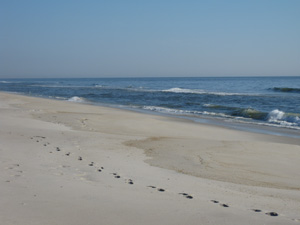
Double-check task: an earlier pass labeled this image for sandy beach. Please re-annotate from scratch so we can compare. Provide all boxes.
[0,92,299,225]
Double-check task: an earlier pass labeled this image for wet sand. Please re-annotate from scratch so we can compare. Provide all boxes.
[0,92,299,225]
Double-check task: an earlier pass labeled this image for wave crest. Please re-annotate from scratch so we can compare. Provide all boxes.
[267,109,300,126]
[68,96,85,103]
[162,88,258,96]
[271,87,300,93]
[162,88,205,94]
[142,106,227,117]
[231,108,267,120]
[204,104,267,120]
[143,105,300,129]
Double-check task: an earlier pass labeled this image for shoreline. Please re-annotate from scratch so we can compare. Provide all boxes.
[1,92,300,225]
[127,106,300,139]
[4,90,300,140]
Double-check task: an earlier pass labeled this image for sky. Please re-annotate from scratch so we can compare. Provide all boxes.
[0,0,299,78]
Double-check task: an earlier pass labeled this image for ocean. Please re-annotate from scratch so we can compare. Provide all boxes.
[1,76,300,138]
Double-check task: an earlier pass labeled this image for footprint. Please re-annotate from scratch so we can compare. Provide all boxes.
[43,142,50,147]
[114,175,121,178]
[179,193,193,199]
[97,167,104,172]
[56,147,61,152]
[252,209,262,212]
[88,162,94,166]
[65,152,70,156]
[266,212,278,217]
[147,186,165,192]
[211,200,219,203]
[220,204,229,208]
[127,179,134,185]
[35,136,46,139]
[147,186,156,189]
[78,156,82,161]
[179,193,188,196]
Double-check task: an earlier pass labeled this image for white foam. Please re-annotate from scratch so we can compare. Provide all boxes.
[142,106,300,129]
[54,96,67,100]
[162,87,259,96]
[143,106,189,114]
[143,106,228,117]
[267,109,300,127]
[68,96,85,103]
[267,109,285,122]
[162,88,205,94]
[93,84,110,88]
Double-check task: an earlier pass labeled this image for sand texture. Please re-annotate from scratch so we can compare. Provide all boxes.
[0,92,300,225]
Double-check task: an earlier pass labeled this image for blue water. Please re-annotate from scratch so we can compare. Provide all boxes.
[1,76,300,134]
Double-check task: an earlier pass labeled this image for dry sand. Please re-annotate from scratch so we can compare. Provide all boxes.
[0,92,299,225]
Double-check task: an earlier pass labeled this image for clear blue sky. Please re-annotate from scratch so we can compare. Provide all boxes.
[1,0,299,78]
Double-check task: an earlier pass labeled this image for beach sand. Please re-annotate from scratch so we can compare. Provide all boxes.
[0,92,299,225]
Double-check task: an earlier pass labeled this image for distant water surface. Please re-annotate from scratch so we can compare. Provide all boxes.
[1,76,299,137]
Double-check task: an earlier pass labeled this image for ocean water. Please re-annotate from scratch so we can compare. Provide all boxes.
[1,77,300,136]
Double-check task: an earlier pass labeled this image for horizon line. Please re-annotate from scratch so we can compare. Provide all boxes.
[1,75,300,79]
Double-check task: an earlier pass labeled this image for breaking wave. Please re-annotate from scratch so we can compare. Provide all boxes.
[162,88,205,94]
[143,105,300,129]
[143,106,229,118]
[204,104,267,120]
[162,88,258,96]
[267,109,300,127]
[67,96,85,103]
[271,87,300,93]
